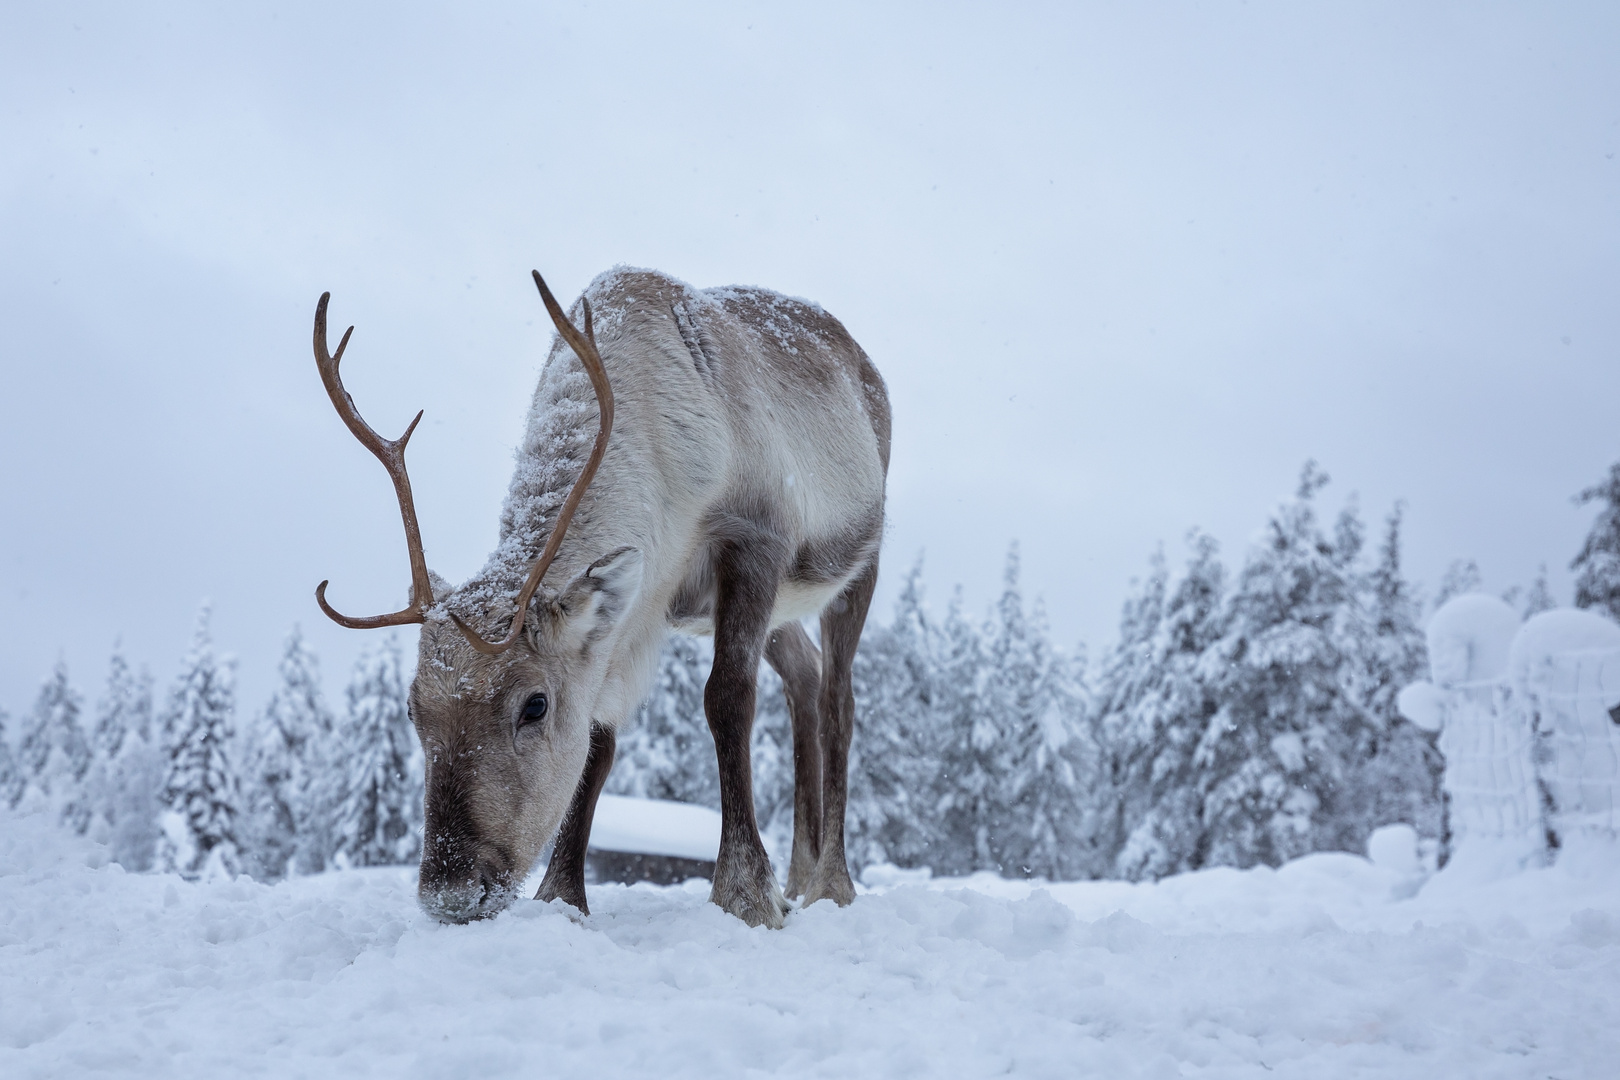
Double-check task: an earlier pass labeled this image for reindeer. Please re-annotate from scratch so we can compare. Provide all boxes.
[309,267,890,927]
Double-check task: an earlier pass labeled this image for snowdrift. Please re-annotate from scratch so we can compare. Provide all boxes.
[3,809,1617,1079]
[587,794,721,862]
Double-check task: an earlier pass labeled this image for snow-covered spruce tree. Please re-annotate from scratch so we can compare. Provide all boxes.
[973,547,1038,876]
[19,661,93,832]
[243,626,334,878]
[1194,464,1381,868]
[92,647,141,760]
[607,634,720,808]
[926,544,1084,879]
[0,706,23,809]
[324,635,422,868]
[1572,460,1620,624]
[1089,549,1169,871]
[1025,608,1092,881]
[1353,504,1444,849]
[86,648,163,868]
[973,545,1088,879]
[1434,558,1484,610]
[157,607,243,879]
[1521,564,1557,620]
[930,587,990,877]
[1101,532,1228,881]
[847,557,949,873]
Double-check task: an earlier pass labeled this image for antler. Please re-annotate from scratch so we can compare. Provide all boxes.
[450,270,616,655]
[312,292,436,628]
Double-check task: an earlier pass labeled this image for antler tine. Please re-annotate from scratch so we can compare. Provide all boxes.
[451,271,615,655]
[313,292,435,629]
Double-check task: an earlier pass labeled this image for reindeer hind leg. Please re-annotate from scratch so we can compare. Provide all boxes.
[801,558,878,909]
[765,622,823,900]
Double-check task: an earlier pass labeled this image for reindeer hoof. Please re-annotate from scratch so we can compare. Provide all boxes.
[784,846,818,901]
[800,858,856,909]
[535,876,589,916]
[720,887,788,929]
[711,847,788,929]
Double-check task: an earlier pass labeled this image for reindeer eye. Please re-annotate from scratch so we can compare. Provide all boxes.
[520,693,548,727]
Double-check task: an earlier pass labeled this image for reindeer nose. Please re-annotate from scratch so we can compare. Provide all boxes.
[418,856,514,923]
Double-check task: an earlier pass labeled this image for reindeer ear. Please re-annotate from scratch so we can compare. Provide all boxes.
[415,570,453,609]
[552,547,643,653]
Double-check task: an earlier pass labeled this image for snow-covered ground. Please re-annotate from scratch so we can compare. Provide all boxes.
[3,811,1616,1079]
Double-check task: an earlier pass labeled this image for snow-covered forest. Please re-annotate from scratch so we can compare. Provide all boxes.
[6,459,1617,887]
[0,613,423,883]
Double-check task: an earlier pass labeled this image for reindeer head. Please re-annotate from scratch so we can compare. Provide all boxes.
[311,272,627,922]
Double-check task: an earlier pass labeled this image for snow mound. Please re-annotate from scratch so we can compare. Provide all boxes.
[4,808,1619,1078]
[1509,607,1620,704]
[1426,592,1518,686]
[1365,824,1431,900]
[587,794,720,861]
[1395,680,1446,731]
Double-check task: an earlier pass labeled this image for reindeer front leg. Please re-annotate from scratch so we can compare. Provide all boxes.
[705,535,790,928]
[535,724,616,915]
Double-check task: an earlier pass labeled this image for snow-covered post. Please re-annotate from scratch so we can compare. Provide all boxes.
[1398,594,1542,876]
[1507,609,1620,852]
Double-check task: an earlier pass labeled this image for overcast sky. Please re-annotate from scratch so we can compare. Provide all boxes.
[3,2,1617,715]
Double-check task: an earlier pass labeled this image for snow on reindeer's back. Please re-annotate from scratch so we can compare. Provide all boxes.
[455,268,649,612]
[701,283,832,359]
[454,266,859,614]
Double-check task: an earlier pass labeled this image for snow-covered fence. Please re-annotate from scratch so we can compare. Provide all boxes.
[1399,595,1541,861]
[1399,596,1620,875]
[1508,610,1620,843]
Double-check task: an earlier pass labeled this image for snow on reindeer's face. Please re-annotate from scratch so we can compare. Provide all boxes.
[410,548,643,924]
